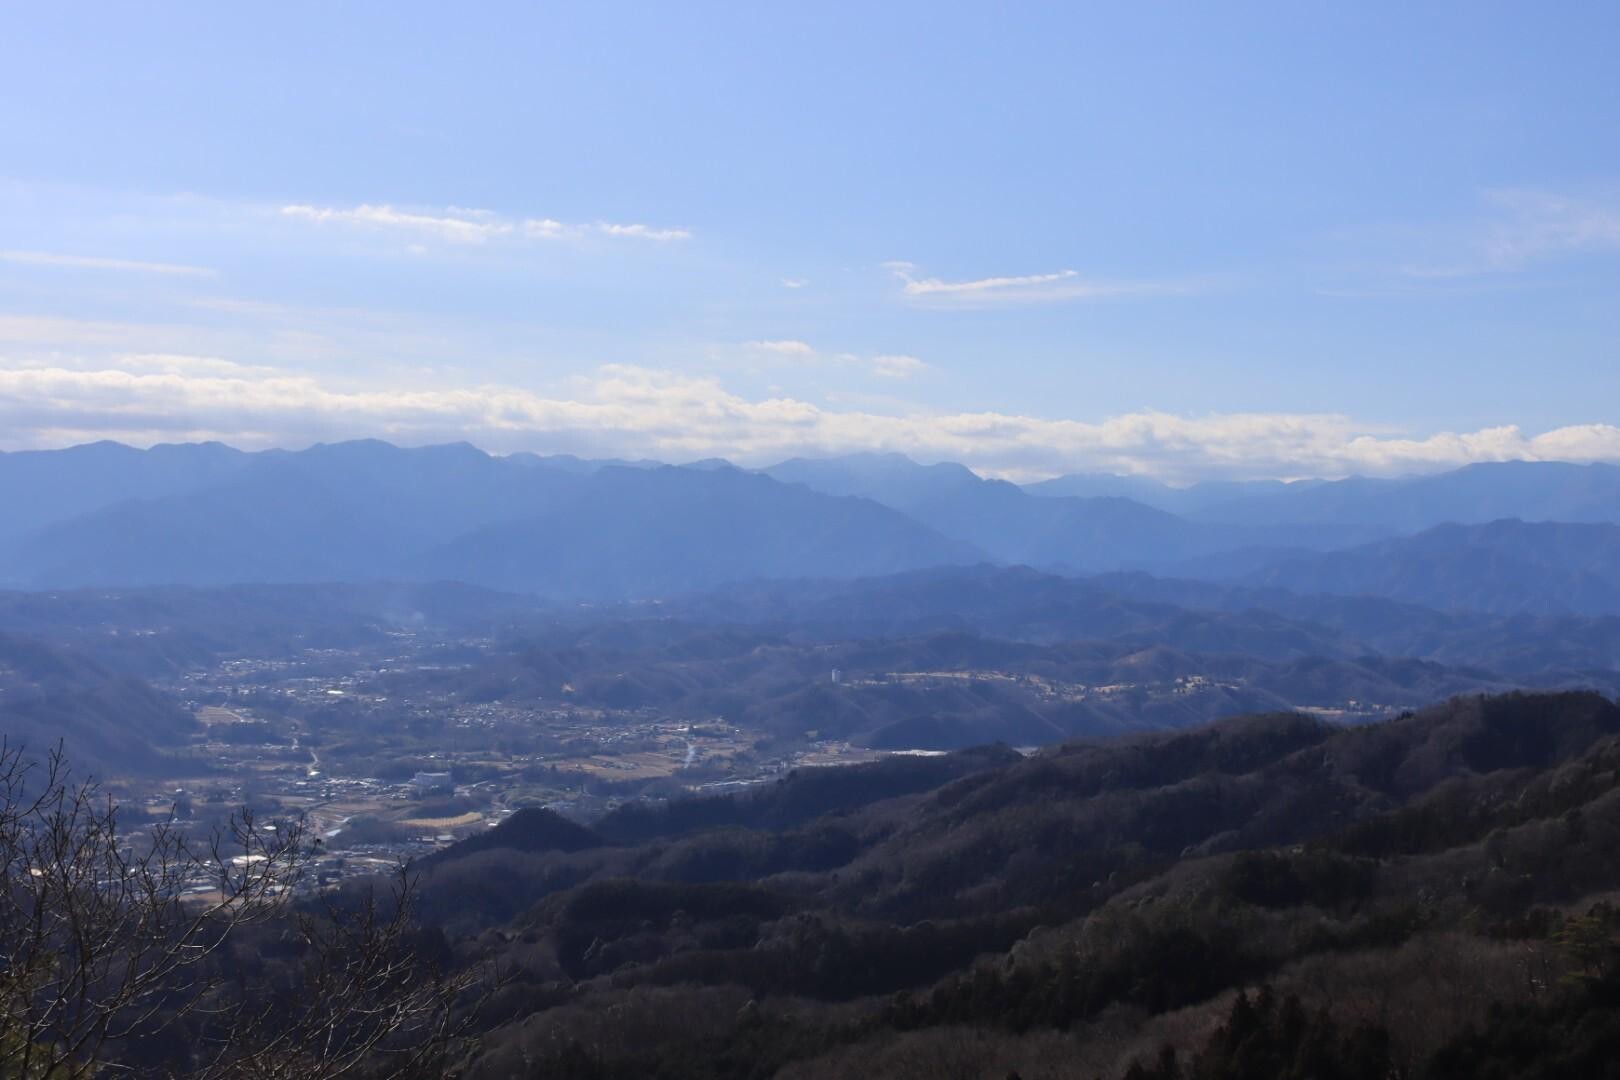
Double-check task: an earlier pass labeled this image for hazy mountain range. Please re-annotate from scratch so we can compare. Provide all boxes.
[1026,458,1620,526]
[3,440,1620,615]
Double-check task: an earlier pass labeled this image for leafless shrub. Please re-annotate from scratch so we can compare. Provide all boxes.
[0,742,486,1079]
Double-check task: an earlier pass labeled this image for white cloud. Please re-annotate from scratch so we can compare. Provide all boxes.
[2,352,1617,483]
[522,218,569,239]
[886,262,1197,306]
[744,339,816,357]
[281,203,692,246]
[0,250,215,276]
[780,278,808,289]
[596,222,693,242]
[871,354,927,379]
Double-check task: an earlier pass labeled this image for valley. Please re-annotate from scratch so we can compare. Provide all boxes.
[96,608,1432,892]
[5,443,1620,1078]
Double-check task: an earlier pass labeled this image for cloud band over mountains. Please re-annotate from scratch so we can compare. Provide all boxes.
[0,351,1616,483]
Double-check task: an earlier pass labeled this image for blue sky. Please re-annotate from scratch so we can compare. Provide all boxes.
[2,2,1618,480]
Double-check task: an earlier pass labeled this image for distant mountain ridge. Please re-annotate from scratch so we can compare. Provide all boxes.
[1242,518,1620,615]
[1022,471,1322,515]
[1028,459,1620,530]
[0,442,978,597]
[5,441,576,587]
[4,440,1620,607]
[766,452,1229,570]
[1190,459,1620,529]
[0,440,252,543]
[652,562,1620,679]
[414,464,982,598]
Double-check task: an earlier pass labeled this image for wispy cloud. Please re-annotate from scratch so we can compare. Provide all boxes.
[780,278,808,289]
[737,339,928,380]
[885,261,1196,306]
[117,352,276,377]
[1476,189,1620,267]
[895,266,1079,296]
[0,250,215,276]
[1379,188,1620,280]
[280,203,692,246]
[281,204,512,244]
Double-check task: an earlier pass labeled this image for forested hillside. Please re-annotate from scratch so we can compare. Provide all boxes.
[405,690,1620,1078]
[0,633,199,774]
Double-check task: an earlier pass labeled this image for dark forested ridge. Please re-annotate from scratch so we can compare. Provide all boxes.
[393,690,1620,1078]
